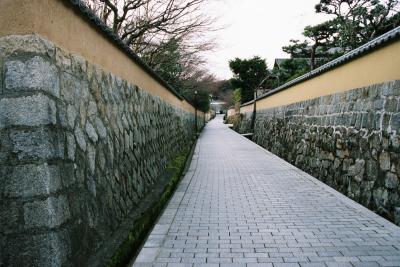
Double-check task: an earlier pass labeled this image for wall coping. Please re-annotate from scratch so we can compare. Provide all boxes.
[67,0,186,102]
[242,26,400,107]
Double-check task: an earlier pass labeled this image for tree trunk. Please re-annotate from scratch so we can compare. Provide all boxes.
[310,44,317,71]
[250,88,257,132]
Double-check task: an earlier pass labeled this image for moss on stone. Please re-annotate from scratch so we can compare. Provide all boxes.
[105,141,195,267]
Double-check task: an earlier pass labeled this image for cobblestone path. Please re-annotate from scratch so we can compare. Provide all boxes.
[133,115,400,267]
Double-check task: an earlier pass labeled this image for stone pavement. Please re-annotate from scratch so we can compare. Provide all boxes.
[132,115,400,267]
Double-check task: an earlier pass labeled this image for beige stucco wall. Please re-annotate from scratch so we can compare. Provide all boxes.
[227,108,236,117]
[0,0,201,115]
[241,41,400,114]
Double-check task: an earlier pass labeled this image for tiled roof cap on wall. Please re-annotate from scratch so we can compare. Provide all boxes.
[68,0,187,101]
[242,26,400,107]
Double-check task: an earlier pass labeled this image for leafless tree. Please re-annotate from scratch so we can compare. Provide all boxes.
[84,0,218,59]
[85,0,223,111]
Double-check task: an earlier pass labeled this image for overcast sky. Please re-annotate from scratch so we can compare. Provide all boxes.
[203,0,333,79]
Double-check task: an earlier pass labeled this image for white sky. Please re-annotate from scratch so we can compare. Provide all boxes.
[203,0,333,79]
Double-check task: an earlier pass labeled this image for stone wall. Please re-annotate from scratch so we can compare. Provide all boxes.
[234,81,400,223]
[0,35,203,266]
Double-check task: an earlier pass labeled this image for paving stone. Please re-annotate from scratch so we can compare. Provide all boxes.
[274,263,301,267]
[135,248,160,263]
[233,81,400,221]
[166,263,192,267]
[299,263,326,267]
[378,261,400,267]
[132,115,400,266]
[325,263,353,267]
[219,264,244,267]
[247,264,273,267]
[352,262,380,267]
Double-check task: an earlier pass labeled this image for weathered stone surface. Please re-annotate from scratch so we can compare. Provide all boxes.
[373,187,389,211]
[2,164,61,198]
[348,159,365,182]
[85,122,98,143]
[87,143,96,175]
[87,101,98,118]
[9,128,64,161]
[392,113,400,131]
[66,133,76,161]
[55,47,72,71]
[87,175,97,197]
[0,34,202,267]
[23,196,70,229]
[60,71,79,103]
[0,201,21,234]
[234,80,400,224]
[365,159,379,181]
[71,54,87,75]
[4,56,60,97]
[67,104,77,129]
[395,207,400,225]
[385,172,399,189]
[2,229,72,267]
[0,94,57,128]
[0,34,55,57]
[379,151,391,171]
[94,117,107,139]
[74,126,87,152]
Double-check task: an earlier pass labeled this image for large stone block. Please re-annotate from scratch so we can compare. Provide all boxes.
[0,201,22,234]
[9,128,64,161]
[23,195,70,229]
[2,163,61,198]
[29,230,71,267]
[0,94,57,129]
[3,229,71,267]
[0,34,55,58]
[4,56,60,97]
